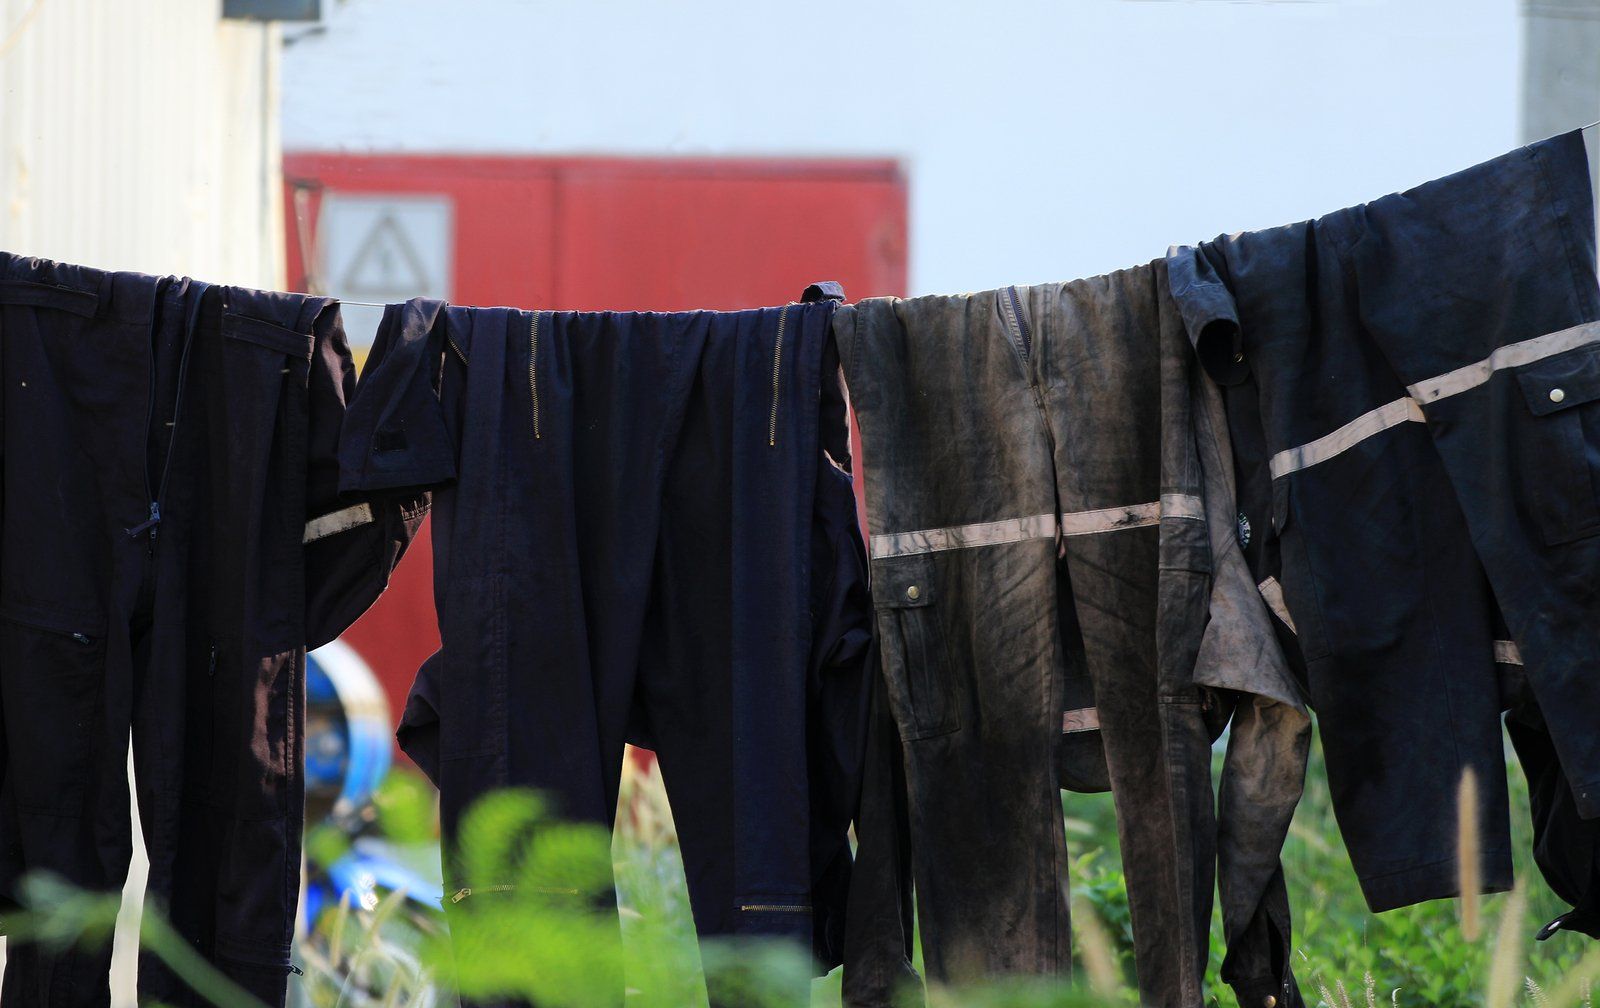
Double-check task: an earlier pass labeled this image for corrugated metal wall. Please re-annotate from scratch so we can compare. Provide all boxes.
[0,3,284,1000]
[0,0,283,287]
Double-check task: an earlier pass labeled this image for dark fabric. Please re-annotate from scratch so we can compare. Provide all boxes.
[1504,664,1600,940]
[1166,130,1600,921]
[0,252,422,1006]
[836,264,1307,1008]
[1190,345,1312,1008]
[842,652,919,1003]
[342,295,872,1006]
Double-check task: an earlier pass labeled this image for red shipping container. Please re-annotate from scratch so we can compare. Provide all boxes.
[284,153,906,757]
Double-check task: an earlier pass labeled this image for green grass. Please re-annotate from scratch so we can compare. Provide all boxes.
[1060,727,1597,1007]
[9,729,1600,1006]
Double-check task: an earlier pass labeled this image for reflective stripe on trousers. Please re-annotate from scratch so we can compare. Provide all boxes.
[869,493,1205,560]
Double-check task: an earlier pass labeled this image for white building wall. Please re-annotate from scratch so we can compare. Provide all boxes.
[0,0,283,287]
[282,0,1524,296]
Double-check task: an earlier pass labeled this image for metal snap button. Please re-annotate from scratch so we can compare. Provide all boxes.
[1263,997,1277,1008]
[905,585,920,601]
[1551,387,1567,404]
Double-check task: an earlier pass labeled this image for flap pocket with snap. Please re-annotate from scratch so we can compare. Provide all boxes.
[1517,341,1600,417]
[871,554,958,740]
[873,553,936,611]
[1514,340,1600,545]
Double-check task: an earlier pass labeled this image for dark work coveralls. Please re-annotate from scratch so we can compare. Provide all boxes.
[336,289,872,1006]
[835,264,1310,1008]
[0,253,423,1006]
[1167,129,1600,929]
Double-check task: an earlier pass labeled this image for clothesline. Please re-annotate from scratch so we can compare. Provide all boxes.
[298,121,1600,311]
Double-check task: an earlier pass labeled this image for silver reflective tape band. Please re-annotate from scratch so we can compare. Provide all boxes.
[1059,501,1160,536]
[1270,324,1600,480]
[869,512,1056,560]
[1061,495,1204,535]
[1494,640,1523,667]
[1257,577,1297,635]
[1160,492,1206,523]
[1062,707,1100,733]
[1408,324,1600,403]
[1269,398,1424,479]
[871,496,1205,559]
[302,502,375,544]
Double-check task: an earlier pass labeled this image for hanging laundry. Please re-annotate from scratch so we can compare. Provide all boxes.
[834,264,1309,1008]
[0,253,424,1006]
[1167,128,1600,937]
[336,287,874,1007]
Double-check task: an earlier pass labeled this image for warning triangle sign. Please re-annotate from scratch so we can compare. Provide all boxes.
[340,212,432,298]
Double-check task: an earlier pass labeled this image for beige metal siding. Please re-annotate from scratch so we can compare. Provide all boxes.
[0,0,283,287]
[0,4,285,1000]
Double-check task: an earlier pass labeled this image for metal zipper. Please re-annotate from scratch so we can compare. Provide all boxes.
[528,311,541,440]
[1005,285,1032,361]
[132,284,165,547]
[739,903,811,913]
[769,305,789,447]
[447,332,467,365]
[128,280,201,551]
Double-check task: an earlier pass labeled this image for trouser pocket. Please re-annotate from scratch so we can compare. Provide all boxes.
[871,554,958,740]
[0,609,105,816]
[1271,479,1332,662]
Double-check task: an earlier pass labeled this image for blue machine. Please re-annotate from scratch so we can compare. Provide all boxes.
[300,640,443,929]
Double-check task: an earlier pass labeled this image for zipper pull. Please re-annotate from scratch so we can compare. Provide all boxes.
[450,887,471,904]
[125,501,162,539]
[288,963,305,976]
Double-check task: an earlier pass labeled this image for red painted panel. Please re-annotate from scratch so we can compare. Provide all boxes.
[283,153,906,760]
[285,154,560,311]
[552,161,906,310]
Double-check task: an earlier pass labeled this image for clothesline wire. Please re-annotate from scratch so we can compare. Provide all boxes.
[303,120,1600,310]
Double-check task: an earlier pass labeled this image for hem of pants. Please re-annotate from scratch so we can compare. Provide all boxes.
[1358,847,1513,913]
[1231,974,1301,1008]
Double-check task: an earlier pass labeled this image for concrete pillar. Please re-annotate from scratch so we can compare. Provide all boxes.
[1522,0,1600,222]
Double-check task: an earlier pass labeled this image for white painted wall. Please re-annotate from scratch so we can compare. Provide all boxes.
[282,0,1524,296]
[0,0,283,287]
